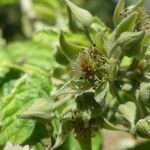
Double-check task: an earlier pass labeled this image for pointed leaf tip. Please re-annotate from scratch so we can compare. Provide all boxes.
[113,0,125,26]
[59,30,84,61]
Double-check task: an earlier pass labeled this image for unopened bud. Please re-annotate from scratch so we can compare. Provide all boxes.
[64,0,93,28]
[136,116,150,138]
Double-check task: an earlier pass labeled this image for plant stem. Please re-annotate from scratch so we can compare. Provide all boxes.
[77,135,92,150]
[53,96,73,109]
[84,29,94,44]
[52,78,78,100]
[53,90,79,100]
[135,96,149,118]
[110,82,122,102]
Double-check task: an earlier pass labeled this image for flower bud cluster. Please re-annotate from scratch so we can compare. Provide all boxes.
[72,45,109,90]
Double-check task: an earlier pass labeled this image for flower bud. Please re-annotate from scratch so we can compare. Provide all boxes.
[138,82,150,105]
[72,46,109,91]
[64,0,93,28]
[120,0,149,32]
[119,0,144,20]
[137,9,150,32]
[136,116,150,138]
[67,6,84,32]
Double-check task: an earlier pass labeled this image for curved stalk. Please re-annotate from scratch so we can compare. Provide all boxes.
[77,135,92,150]
[84,29,94,44]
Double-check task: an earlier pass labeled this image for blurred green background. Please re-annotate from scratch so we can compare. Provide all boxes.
[0,0,149,42]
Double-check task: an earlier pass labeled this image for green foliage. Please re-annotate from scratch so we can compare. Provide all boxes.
[0,0,150,150]
[0,25,57,149]
[0,73,51,145]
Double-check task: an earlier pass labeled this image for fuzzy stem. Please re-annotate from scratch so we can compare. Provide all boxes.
[52,78,76,100]
[53,96,73,109]
[53,90,79,100]
[110,82,122,102]
[135,97,149,118]
[77,135,92,150]
[84,29,94,44]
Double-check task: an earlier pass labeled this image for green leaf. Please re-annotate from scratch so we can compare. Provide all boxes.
[54,46,70,66]
[102,117,128,132]
[114,12,137,38]
[113,0,125,26]
[77,135,92,150]
[18,99,54,121]
[108,58,119,81]
[57,133,81,150]
[0,73,51,146]
[0,65,23,87]
[52,118,73,150]
[134,0,144,10]
[6,41,55,71]
[59,31,84,61]
[116,101,137,128]
[75,92,102,119]
[95,82,109,105]
[59,130,102,150]
[120,56,133,69]
[112,31,145,57]
[24,122,50,150]
[95,30,108,56]
[142,32,150,48]
[91,17,107,32]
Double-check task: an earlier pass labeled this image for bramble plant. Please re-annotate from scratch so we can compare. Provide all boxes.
[0,0,150,150]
